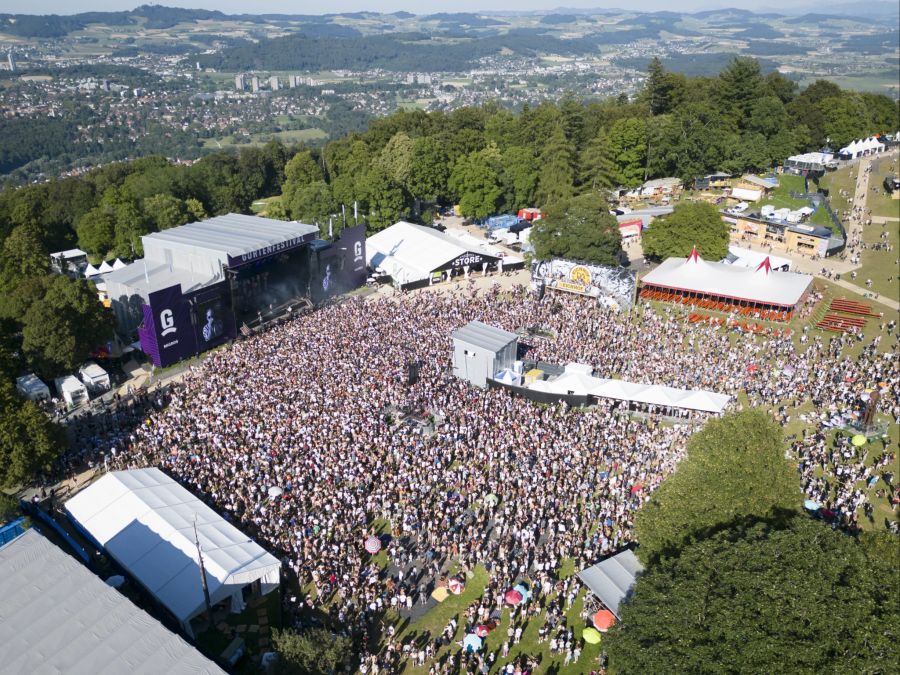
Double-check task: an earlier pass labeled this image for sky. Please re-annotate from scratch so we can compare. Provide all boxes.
[0,1,841,15]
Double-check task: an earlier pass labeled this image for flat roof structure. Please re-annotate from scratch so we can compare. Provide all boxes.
[641,249,813,308]
[0,528,225,675]
[66,468,281,635]
[142,214,318,260]
[452,320,518,353]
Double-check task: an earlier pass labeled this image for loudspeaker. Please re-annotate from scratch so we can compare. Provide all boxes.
[407,362,419,386]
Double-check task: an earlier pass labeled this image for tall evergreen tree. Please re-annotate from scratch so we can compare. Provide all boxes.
[536,126,575,207]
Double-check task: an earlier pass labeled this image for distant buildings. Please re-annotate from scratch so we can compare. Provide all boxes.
[235,73,244,91]
[269,75,279,91]
[7,52,15,72]
[250,76,259,93]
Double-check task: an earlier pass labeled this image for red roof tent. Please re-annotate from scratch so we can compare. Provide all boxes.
[640,247,813,308]
[517,208,543,221]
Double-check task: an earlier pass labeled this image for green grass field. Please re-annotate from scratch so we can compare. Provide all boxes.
[867,155,900,220]
[759,173,834,229]
[202,128,327,149]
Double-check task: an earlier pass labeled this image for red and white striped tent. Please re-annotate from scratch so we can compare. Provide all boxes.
[640,247,812,310]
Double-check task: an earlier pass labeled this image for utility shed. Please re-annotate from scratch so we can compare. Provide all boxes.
[0,528,225,675]
[452,320,518,388]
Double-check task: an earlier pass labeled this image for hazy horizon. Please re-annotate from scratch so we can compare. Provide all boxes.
[0,1,877,17]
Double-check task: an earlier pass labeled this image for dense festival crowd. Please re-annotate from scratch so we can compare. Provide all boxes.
[102,285,897,671]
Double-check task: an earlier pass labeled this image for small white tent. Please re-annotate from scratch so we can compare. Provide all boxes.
[54,375,89,407]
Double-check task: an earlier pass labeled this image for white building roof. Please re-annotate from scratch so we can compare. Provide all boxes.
[641,251,812,307]
[54,375,87,395]
[50,248,88,259]
[142,214,318,259]
[0,528,225,675]
[367,221,473,282]
[731,187,762,202]
[65,468,281,626]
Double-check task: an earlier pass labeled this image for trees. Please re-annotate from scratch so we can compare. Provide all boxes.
[448,150,502,219]
[634,409,799,563]
[579,132,617,192]
[287,181,338,227]
[360,165,408,232]
[536,126,575,207]
[641,201,730,261]
[606,516,899,674]
[21,276,115,377]
[271,627,353,675]
[607,117,648,187]
[143,193,190,231]
[530,191,622,266]
[0,381,66,488]
[76,207,116,256]
[408,137,450,203]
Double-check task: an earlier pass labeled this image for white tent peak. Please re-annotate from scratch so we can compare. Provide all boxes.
[686,246,702,264]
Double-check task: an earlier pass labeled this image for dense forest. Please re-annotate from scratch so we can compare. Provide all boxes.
[0,58,896,259]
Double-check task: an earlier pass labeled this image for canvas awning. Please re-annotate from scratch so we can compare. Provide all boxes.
[577,549,644,619]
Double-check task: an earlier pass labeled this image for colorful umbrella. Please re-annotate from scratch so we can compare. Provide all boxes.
[851,434,867,447]
[462,634,483,652]
[747,363,758,374]
[582,627,601,644]
[448,578,464,595]
[475,625,490,638]
[484,493,499,506]
[504,589,523,606]
[803,499,820,511]
[593,609,616,632]
[364,536,381,554]
[513,583,531,602]
[267,486,283,499]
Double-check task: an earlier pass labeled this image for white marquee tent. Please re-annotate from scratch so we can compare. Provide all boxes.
[641,249,812,308]
[526,363,731,414]
[0,528,225,674]
[66,468,281,637]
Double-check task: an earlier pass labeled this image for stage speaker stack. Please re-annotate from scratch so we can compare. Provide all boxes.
[407,362,419,386]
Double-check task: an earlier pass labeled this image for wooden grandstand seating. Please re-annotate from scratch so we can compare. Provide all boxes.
[829,299,881,317]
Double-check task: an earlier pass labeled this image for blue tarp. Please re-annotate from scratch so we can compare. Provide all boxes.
[483,214,521,231]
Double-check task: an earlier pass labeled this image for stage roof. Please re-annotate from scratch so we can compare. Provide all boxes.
[143,214,318,258]
[65,468,280,626]
[577,549,644,619]
[0,528,224,675]
[641,251,812,307]
[453,320,518,353]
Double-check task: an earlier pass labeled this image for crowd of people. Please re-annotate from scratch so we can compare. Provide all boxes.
[99,284,897,672]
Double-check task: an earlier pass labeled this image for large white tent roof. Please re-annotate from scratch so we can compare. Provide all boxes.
[66,468,280,625]
[0,528,224,675]
[641,251,812,307]
[525,365,731,413]
[367,221,472,282]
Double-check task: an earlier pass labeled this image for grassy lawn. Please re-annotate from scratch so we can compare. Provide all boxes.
[845,217,900,303]
[867,154,900,220]
[393,565,604,674]
[203,128,327,149]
